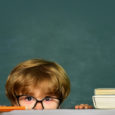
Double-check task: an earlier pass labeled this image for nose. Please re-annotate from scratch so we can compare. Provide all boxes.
[34,102,43,110]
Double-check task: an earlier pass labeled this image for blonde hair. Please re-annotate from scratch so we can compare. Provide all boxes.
[5,59,70,105]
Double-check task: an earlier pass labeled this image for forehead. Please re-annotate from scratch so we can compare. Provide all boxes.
[19,85,57,99]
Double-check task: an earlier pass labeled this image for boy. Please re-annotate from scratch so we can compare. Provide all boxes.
[5,58,92,110]
[5,58,70,110]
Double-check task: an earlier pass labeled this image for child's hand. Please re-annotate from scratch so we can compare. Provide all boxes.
[75,104,93,109]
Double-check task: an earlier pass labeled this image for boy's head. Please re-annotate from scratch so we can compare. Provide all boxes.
[5,59,70,109]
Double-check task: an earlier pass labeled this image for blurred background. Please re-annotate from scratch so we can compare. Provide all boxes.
[0,0,115,108]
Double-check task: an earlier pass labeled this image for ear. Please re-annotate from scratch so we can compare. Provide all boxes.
[11,101,19,106]
[57,105,61,109]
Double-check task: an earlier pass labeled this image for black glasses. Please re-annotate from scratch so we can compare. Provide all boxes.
[16,95,61,110]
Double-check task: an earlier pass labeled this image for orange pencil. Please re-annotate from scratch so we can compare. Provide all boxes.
[0,106,25,112]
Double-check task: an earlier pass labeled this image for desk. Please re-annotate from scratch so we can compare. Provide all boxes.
[1,109,115,115]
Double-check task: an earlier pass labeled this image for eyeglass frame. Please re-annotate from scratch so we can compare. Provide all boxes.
[15,95,62,109]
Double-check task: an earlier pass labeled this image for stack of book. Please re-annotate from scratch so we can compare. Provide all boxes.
[92,88,115,109]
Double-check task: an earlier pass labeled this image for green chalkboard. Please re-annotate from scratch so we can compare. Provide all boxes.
[0,0,115,108]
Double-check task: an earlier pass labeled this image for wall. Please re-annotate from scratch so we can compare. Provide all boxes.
[0,0,115,108]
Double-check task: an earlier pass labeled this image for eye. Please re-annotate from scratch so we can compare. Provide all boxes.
[25,96,33,101]
[44,97,53,101]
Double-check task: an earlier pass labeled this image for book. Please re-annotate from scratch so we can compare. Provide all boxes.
[94,88,115,95]
[0,106,25,112]
[92,95,115,109]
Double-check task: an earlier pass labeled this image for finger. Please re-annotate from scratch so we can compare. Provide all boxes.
[89,105,93,109]
[79,105,85,109]
[84,105,89,109]
[75,105,79,109]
